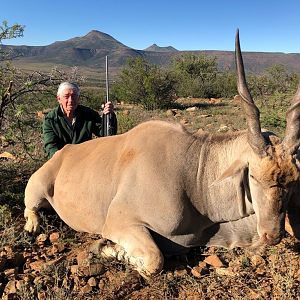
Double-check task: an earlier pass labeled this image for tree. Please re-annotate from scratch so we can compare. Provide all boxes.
[0,20,24,60]
[171,53,219,98]
[114,57,176,110]
[0,21,85,158]
[0,21,24,129]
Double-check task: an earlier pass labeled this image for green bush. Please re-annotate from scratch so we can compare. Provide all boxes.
[116,113,137,134]
[114,57,176,110]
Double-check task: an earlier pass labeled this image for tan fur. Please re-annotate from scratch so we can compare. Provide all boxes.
[257,146,300,187]
[23,120,299,275]
[119,149,137,168]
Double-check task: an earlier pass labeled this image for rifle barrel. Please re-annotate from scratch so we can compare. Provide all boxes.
[104,55,111,136]
[105,56,109,104]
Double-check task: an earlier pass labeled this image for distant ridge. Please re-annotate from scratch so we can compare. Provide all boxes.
[2,30,300,75]
[51,30,130,50]
[144,43,178,52]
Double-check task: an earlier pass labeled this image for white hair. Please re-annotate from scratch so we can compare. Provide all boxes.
[57,82,80,97]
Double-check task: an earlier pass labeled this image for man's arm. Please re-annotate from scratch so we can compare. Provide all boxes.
[43,117,61,159]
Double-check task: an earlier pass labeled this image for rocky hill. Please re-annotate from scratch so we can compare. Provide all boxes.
[2,30,300,75]
[143,44,178,52]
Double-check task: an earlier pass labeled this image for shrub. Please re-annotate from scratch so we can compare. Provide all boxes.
[114,57,176,110]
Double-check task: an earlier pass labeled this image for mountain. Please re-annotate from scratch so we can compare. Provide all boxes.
[1,30,143,69]
[2,30,300,76]
[144,44,178,52]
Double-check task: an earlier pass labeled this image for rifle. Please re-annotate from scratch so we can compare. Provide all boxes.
[103,55,113,136]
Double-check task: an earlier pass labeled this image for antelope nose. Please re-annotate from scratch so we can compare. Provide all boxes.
[262,232,282,246]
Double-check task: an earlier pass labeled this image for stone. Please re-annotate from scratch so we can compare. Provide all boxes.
[204,255,224,268]
[215,267,236,276]
[87,277,98,287]
[186,106,198,112]
[36,234,48,246]
[250,255,265,267]
[174,269,188,277]
[3,280,17,296]
[81,284,93,293]
[76,250,92,266]
[0,151,16,160]
[49,232,60,243]
[29,260,45,272]
[79,263,105,276]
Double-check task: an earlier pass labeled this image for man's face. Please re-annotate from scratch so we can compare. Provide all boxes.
[57,88,79,117]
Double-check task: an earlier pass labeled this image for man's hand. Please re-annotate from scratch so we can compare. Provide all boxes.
[102,101,114,114]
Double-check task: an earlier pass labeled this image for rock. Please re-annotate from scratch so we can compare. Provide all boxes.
[76,250,91,266]
[3,280,17,297]
[4,267,18,277]
[174,269,188,277]
[87,277,98,287]
[70,265,79,274]
[191,267,202,278]
[49,232,60,243]
[79,263,105,277]
[15,280,26,290]
[29,260,45,272]
[44,256,66,270]
[81,283,93,293]
[36,233,48,246]
[268,254,278,263]
[210,98,222,103]
[98,279,106,289]
[250,255,265,267]
[37,291,47,300]
[186,106,198,112]
[217,125,229,132]
[29,256,65,273]
[215,267,236,276]
[204,255,224,268]
[166,109,177,116]
[3,246,14,258]
[0,151,16,160]
[50,243,66,255]
[191,261,208,277]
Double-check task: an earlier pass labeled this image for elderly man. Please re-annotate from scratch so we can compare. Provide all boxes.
[43,82,117,159]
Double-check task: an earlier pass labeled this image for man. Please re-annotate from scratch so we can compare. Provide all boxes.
[43,82,117,159]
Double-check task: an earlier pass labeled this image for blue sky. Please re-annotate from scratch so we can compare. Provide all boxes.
[1,0,300,53]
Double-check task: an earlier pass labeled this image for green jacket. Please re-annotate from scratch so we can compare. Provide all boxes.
[43,105,117,159]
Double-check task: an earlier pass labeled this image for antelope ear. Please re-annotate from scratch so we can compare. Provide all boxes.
[212,160,247,186]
